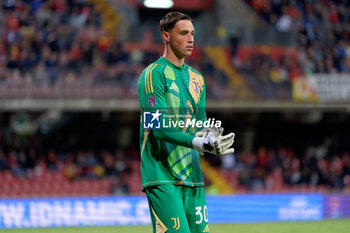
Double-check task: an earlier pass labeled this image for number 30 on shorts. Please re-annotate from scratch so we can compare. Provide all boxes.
[195,205,208,224]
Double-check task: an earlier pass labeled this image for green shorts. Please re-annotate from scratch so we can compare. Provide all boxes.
[145,184,209,233]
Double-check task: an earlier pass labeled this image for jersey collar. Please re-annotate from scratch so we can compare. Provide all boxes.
[159,57,187,71]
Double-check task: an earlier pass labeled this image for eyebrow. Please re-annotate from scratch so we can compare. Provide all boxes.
[179,29,195,33]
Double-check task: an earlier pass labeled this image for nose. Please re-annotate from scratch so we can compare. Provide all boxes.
[188,34,194,43]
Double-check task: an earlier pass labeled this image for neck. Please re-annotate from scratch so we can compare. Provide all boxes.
[162,46,185,67]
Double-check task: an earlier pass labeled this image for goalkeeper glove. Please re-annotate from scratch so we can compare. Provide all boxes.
[192,127,235,156]
[194,127,215,138]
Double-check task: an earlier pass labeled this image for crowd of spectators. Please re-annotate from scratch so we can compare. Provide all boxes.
[228,145,350,191]
[2,118,350,195]
[0,141,135,180]
[236,48,299,99]
[223,0,350,99]
[246,0,350,75]
[0,145,135,195]
[0,116,136,183]
[2,0,350,100]
[1,138,350,194]
[0,0,232,98]
[0,0,145,96]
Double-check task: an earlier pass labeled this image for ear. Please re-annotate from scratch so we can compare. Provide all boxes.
[162,31,170,43]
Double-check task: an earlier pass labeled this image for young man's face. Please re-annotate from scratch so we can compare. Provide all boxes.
[164,19,195,59]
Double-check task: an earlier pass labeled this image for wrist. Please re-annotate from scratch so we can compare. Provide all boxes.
[192,136,204,151]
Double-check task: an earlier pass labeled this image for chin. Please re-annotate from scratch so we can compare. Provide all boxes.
[183,52,192,57]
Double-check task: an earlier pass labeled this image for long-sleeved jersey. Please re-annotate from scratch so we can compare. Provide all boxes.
[137,56,207,190]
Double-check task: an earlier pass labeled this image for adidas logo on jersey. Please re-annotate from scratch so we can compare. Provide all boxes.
[202,224,209,232]
[170,82,179,93]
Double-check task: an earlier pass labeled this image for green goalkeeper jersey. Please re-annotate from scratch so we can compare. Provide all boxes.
[137,57,207,190]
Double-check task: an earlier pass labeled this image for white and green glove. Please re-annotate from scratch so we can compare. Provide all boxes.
[192,127,235,156]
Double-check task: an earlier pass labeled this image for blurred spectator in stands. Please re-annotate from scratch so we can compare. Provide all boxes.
[63,152,82,180]
[0,150,9,170]
[330,156,344,189]
[111,176,129,195]
[19,148,36,178]
[103,150,118,176]
[47,149,58,170]
[7,149,23,177]
[229,29,240,58]
[220,153,236,170]
[275,6,292,32]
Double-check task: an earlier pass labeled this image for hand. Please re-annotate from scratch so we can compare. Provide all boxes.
[193,127,235,156]
[195,127,217,138]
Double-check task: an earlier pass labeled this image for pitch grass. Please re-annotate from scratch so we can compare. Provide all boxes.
[1,219,349,233]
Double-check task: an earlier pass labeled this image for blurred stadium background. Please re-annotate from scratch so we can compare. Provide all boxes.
[0,0,350,231]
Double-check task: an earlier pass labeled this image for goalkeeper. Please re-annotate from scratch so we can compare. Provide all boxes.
[137,12,235,233]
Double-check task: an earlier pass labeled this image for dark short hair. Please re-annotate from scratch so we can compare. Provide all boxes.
[159,12,191,33]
